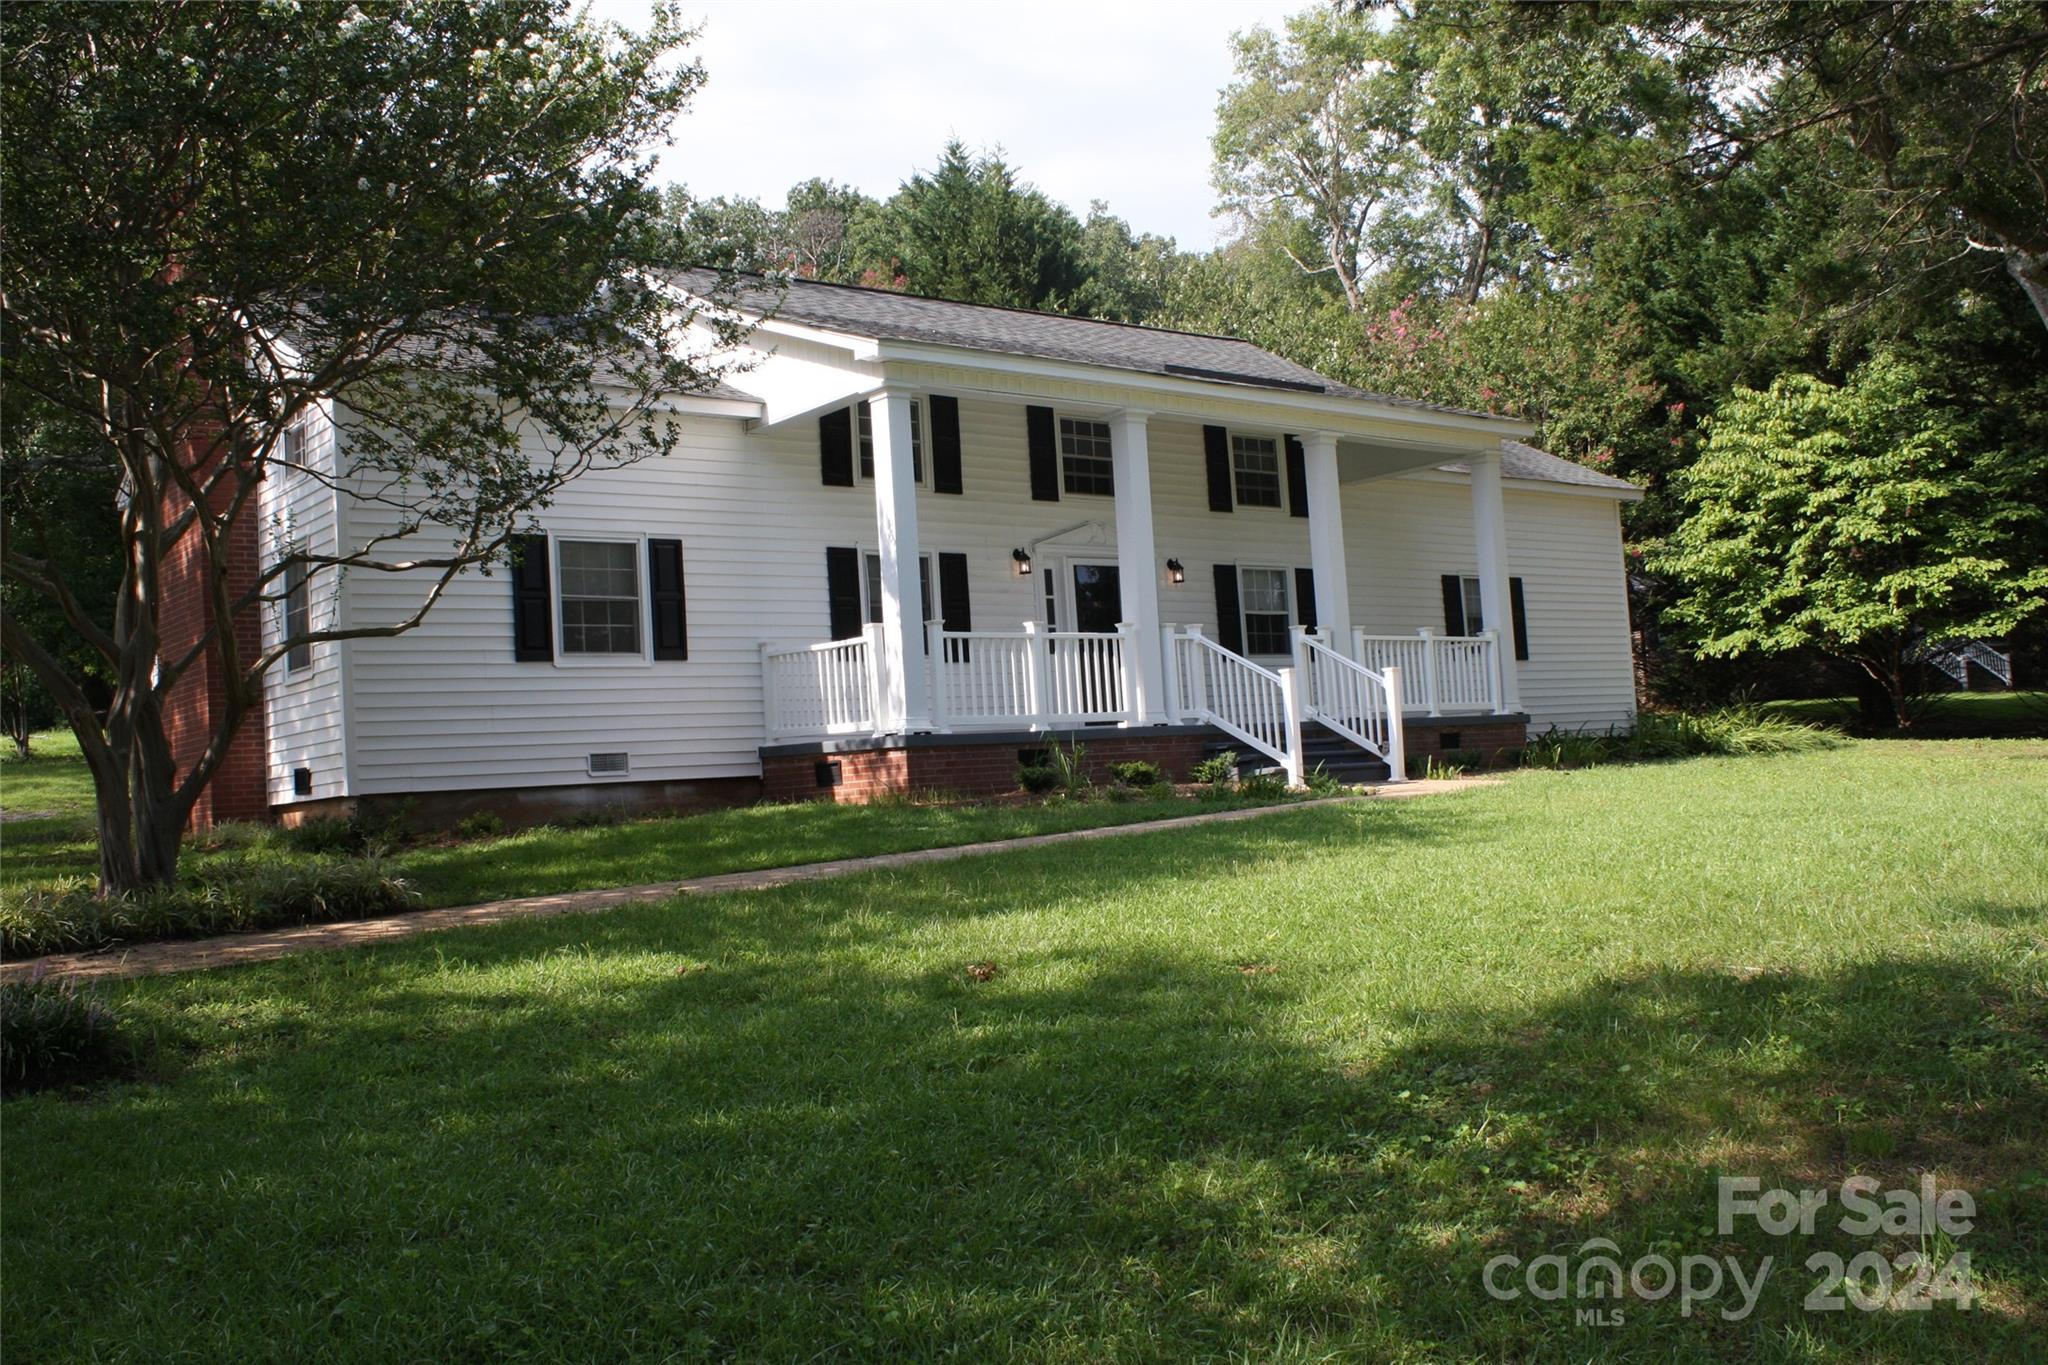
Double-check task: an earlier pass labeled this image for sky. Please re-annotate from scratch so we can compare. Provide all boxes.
[587,0,1304,248]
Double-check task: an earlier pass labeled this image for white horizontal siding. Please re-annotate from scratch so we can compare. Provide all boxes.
[331,392,1635,797]
[1341,476,1636,732]
[258,405,348,803]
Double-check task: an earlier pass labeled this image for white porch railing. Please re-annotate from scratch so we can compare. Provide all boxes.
[1353,628,1506,716]
[1163,626,1301,784]
[761,627,883,738]
[929,623,1133,730]
[1293,628,1405,778]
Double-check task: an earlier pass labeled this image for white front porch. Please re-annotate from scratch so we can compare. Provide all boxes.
[757,384,1534,786]
[762,621,1510,785]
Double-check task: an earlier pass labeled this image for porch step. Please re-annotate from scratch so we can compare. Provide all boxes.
[1197,724,1392,785]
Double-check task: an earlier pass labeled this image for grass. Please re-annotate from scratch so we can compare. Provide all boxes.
[4,738,2045,1359]
[1764,689,2047,738]
[1,728,1296,931]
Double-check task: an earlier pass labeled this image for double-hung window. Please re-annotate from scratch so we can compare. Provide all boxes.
[1230,434,1283,509]
[863,552,934,627]
[557,539,643,656]
[1238,567,1292,656]
[858,400,924,484]
[1059,417,1114,496]
[1452,575,1484,636]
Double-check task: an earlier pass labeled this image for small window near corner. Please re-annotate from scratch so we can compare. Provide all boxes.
[284,561,311,672]
[1230,434,1282,509]
[557,540,642,656]
[1458,575,1484,636]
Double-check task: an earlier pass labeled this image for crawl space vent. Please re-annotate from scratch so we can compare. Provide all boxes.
[587,751,630,777]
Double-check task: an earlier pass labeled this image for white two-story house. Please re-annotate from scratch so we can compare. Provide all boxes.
[237,273,1641,821]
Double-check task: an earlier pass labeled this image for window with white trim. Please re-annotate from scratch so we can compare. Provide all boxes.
[1452,575,1484,636]
[1230,434,1282,509]
[1238,566,1292,656]
[858,399,924,484]
[863,552,934,628]
[557,539,642,655]
[1059,416,1114,496]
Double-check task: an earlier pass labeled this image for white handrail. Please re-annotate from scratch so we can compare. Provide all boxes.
[932,626,1131,729]
[1294,629,1405,779]
[1167,627,1300,784]
[761,626,881,738]
[1354,629,1505,715]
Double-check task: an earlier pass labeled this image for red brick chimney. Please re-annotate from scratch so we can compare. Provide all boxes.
[157,420,271,828]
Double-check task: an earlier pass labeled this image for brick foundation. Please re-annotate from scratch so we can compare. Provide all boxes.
[762,729,1216,804]
[1404,718,1529,766]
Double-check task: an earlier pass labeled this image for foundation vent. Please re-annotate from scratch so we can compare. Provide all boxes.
[587,751,630,777]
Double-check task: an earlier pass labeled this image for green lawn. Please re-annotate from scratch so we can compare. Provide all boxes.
[5,739,2045,1359]
[0,729,1289,914]
[1764,689,2047,738]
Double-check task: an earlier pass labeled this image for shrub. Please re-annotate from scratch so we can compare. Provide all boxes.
[1304,763,1349,796]
[1190,751,1240,786]
[275,800,412,856]
[1236,771,1288,800]
[1521,728,1620,770]
[0,858,417,958]
[1110,759,1163,788]
[454,810,506,840]
[1046,740,1091,793]
[565,805,626,829]
[1017,764,1063,795]
[1409,754,1468,780]
[1,975,133,1092]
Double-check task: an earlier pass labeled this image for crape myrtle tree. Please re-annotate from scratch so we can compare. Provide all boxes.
[0,0,749,894]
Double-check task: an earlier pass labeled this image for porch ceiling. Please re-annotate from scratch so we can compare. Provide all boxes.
[1335,436,1482,484]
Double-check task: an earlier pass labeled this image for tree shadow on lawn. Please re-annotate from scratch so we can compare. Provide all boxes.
[6,815,2044,1360]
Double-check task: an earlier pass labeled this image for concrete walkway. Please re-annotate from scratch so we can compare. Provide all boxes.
[4,779,1493,984]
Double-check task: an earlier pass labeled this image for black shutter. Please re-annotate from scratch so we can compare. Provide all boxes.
[1285,435,1309,517]
[1026,405,1060,502]
[1213,564,1243,655]
[511,534,552,661]
[819,407,854,487]
[1440,574,1464,637]
[1203,425,1233,512]
[930,395,964,495]
[826,546,863,640]
[1295,567,1317,632]
[1509,577,1530,660]
[937,550,971,662]
[648,538,687,660]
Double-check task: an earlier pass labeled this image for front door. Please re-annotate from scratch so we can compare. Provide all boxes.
[1069,563,1122,633]
[1065,563,1123,718]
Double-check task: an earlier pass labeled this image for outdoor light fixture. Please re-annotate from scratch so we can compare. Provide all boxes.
[1166,558,1185,585]
[1012,548,1032,576]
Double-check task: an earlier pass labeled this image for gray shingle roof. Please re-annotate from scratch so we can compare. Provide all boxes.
[1438,441,1641,495]
[670,269,1501,420]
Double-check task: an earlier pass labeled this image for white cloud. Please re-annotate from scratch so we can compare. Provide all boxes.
[588,0,1301,247]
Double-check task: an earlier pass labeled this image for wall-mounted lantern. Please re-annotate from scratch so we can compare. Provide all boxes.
[1012,548,1033,576]
[1165,558,1185,585]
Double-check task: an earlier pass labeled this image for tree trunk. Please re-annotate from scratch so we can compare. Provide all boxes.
[2006,248,2048,337]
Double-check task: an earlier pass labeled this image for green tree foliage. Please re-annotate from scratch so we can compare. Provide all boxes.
[0,0,746,893]
[1653,354,2048,726]
[856,141,1088,310]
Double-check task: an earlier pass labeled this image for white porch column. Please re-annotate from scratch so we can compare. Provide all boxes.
[1302,431,1353,650]
[1469,443,1521,712]
[1109,408,1168,725]
[870,389,931,731]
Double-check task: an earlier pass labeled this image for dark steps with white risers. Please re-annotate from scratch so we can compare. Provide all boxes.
[1198,722,1392,785]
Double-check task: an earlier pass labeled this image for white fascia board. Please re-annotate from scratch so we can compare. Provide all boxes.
[1397,465,1646,503]
[870,339,1537,444]
[738,315,882,361]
